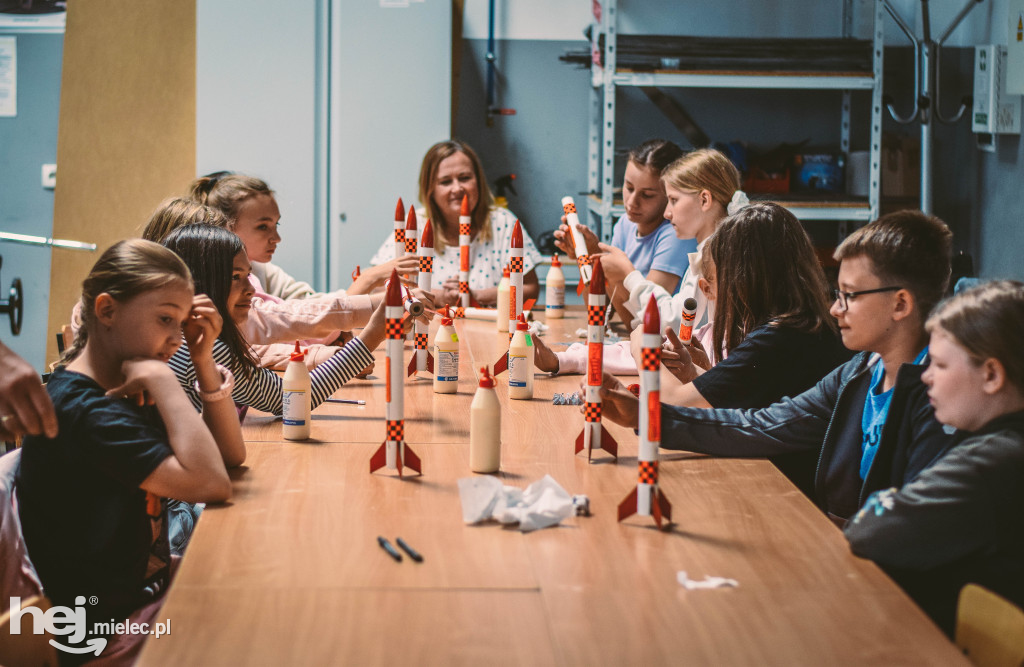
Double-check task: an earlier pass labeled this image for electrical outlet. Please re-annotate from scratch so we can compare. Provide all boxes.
[41,164,57,189]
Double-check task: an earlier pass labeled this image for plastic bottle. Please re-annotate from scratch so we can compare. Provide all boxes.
[545,253,565,319]
[434,306,459,394]
[470,366,501,473]
[282,341,311,440]
[496,265,511,332]
[507,314,534,400]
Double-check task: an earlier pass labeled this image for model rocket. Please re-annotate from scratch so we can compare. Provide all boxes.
[459,194,471,309]
[575,257,617,460]
[454,300,536,321]
[678,297,698,343]
[370,269,421,477]
[492,220,524,375]
[408,218,435,377]
[561,196,593,296]
[393,198,407,261]
[618,294,671,528]
[352,265,361,282]
[405,206,419,284]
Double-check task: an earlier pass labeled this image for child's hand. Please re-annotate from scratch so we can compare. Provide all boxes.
[554,217,601,260]
[107,359,176,406]
[357,296,389,351]
[408,287,437,325]
[593,243,634,283]
[183,294,223,361]
[440,277,463,307]
[661,328,699,384]
[592,371,639,429]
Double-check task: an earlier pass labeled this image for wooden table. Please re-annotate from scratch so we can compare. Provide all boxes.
[139,310,966,665]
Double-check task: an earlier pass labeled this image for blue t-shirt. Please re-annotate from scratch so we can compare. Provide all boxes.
[860,349,929,478]
[611,216,696,294]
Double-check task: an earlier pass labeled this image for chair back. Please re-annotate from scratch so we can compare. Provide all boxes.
[0,594,59,667]
[956,583,1024,667]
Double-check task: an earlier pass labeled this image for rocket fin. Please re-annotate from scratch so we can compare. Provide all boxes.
[576,281,586,296]
[407,354,417,378]
[426,351,434,374]
[600,424,618,458]
[523,298,537,313]
[617,487,638,522]
[492,351,508,376]
[575,429,586,455]
[403,443,422,474]
[369,442,387,473]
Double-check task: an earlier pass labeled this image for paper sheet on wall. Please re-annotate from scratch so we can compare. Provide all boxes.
[0,37,16,117]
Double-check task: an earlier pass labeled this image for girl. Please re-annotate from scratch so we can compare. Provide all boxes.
[845,280,1024,636]
[192,172,418,299]
[17,239,241,661]
[555,139,697,323]
[162,224,396,414]
[370,140,544,307]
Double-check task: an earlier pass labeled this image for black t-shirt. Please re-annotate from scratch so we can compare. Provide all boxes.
[17,368,172,617]
[693,322,852,410]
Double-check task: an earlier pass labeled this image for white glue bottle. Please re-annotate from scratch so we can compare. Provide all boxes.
[282,341,311,440]
[546,253,565,319]
[434,305,459,394]
[507,314,534,400]
[496,265,511,332]
[470,366,501,473]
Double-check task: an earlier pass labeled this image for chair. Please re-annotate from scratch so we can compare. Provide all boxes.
[956,583,1024,667]
[0,593,59,667]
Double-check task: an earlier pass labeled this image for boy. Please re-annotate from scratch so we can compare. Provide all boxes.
[599,210,957,525]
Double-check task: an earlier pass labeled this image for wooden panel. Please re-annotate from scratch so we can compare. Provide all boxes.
[47,0,196,366]
[138,589,557,666]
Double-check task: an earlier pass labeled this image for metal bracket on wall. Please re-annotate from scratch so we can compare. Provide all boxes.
[638,87,710,148]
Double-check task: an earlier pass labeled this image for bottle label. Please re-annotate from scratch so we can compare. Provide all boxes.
[508,353,528,387]
[437,349,459,382]
[283,389,307,426]
[546,285,565,309]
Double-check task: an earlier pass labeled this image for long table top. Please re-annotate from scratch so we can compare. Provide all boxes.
[139,309,965,665]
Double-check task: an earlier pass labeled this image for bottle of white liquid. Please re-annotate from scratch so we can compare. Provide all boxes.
[507,315,534,400]
[282,341,311,440]
[434,306,459,394]
[546,253,565,319]
[496,265,511,332]
[470,366,501,473]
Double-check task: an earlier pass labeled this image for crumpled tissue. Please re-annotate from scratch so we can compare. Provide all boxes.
[676,571,739,590]
[458,474,575,532]
[527,320,548,336]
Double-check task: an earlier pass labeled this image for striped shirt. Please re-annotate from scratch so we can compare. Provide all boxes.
[169,338,375,415]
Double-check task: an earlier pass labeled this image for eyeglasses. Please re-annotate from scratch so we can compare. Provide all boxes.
[832,286,903,311]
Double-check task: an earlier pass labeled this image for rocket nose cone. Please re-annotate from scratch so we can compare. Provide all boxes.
[460,194,470,217]
[395,197,405,222]
[420,219,434,247]
[386,268,403,305]
[406,206,417,230]
[642,293,661,335]
[589,256,605,295]
[511,220,523,248]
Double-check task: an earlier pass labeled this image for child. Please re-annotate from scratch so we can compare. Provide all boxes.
[369,140,544,307]
[191,172,419,298]
[162,224,395,413]
[599,210,957,525]
[845,280,1024,636]
[16,239,241,662]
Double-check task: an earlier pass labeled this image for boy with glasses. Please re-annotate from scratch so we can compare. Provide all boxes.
[599,210,957,526]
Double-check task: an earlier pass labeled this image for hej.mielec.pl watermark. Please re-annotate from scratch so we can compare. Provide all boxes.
[6,596,171,657]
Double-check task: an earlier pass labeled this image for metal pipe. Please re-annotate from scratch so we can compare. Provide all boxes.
[485,0,496,112]
[0,232,97,251]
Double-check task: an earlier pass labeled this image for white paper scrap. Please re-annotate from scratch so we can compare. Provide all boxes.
[677,571,739,590]
[458,474,575,532]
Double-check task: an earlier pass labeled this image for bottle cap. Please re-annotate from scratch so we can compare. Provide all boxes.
[515,313,529,331]
[478,366,496,388]
[502,265,510,278]
[289,340,305,362]
[441,305,453,326]
[551,253,561,267]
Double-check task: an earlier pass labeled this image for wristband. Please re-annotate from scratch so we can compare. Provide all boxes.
[195,364,235,402]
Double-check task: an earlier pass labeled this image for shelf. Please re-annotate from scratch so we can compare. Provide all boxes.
[608,69,875,90]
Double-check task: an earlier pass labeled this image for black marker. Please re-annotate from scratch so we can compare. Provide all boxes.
[377,536,402,562]
[396,537,423,562]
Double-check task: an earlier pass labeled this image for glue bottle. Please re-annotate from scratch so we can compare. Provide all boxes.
[546,254,565,319]
[282,341,311,440]
[434,305,459,394]
[507,314,534,400]
[470,366,501,473]
[496,265,511,332]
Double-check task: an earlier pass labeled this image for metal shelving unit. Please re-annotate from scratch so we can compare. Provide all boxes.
[585,0,884,242]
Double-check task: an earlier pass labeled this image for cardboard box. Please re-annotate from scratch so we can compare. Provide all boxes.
[881,133,920,198]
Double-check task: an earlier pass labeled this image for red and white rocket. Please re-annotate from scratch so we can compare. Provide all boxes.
[408,218,435,377]
[678,296,698,342]
[405,206,419,284]
[493,220,524,375]
[459,194,471,309]
[393,198,407,262]
[370,269,421,477]
[561,196,593,296]
[575,257,618,460]
[618,294,671,528]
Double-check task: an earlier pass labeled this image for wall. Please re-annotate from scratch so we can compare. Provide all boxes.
[0,33,61,370]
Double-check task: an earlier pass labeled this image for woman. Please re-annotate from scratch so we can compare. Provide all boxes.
[370,140,543,307]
